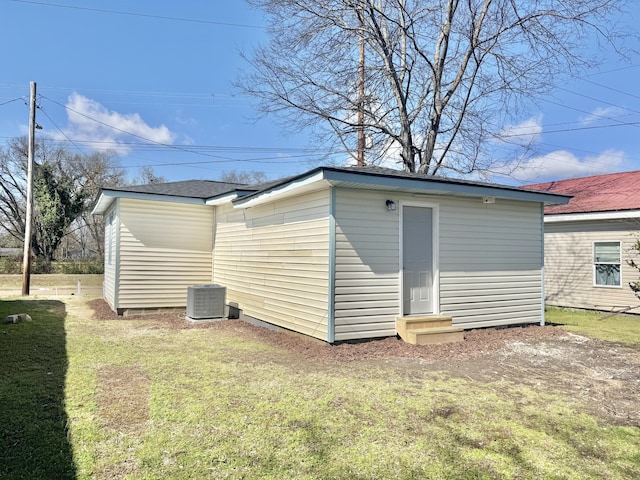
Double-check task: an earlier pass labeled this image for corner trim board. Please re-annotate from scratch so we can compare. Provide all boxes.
[540,203,545,326]
[327,187,336,343]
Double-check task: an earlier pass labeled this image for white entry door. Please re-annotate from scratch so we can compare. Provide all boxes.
[402,206,434,315]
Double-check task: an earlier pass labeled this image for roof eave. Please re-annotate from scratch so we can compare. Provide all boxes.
[231,167,571,208]
[321,168,571,205]
[544,209,640,223]
[232,170,326,208]
[91,189,206,215]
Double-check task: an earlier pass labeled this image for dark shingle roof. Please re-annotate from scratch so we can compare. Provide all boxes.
[105,180,246,199]
[526,170,640,215]
[239,164,564,201]
[96,165,569,214]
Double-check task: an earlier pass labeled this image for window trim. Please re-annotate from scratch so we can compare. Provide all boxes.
[593,240,622,289]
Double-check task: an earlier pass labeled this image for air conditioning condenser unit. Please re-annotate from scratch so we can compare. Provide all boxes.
[187,284,226,319]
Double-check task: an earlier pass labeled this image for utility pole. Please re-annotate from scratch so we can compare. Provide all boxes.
[21,81,36,296]
[357,1,365,167]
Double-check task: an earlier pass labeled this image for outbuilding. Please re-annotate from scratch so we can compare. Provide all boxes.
[92,166,569,342]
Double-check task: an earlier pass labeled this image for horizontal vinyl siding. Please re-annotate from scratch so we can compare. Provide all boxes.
[333,189,400,341]
[103,203,117,310]
[438,197,543,328]
[332,191,546,338]
[544,220,640,311]
[117,199,213,309]
[213,189,330,340]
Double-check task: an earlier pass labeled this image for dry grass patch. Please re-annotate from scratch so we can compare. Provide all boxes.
[96,364,151,432]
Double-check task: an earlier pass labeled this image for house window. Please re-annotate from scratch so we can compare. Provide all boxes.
[593,241,621,287]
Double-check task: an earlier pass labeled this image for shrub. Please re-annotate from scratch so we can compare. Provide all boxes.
[32,258,53,274]
[0,256,105,275]
[57,259,104,275]
[0,256,21,274]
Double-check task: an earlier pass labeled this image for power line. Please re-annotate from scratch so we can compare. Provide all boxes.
[36,101,88,156]
[27,98,640,170]
[540,98,639,128]
[555,86,640,117]
[17,73,640,176]
[580,78,640,102]
[584,63,640,77]
[40,86,640,148]
[494,117,640,138]
[0,97,25,107]
[5,0,264,29]
[0,134,338,157]
[41,95,241,161]
[36,96,342,168]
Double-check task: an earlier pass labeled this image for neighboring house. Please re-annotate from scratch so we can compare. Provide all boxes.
[92,166,568,342]
[527,170,640,313]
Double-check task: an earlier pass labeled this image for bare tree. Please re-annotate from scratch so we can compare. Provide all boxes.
[219,170,268,184]
[131,165,167,186]
[0,137,125,261]
[238,0,627,176]
[65,150,126,258]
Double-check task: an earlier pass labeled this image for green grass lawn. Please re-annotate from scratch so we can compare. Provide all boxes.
[1,297,639,479]
[546,307,640,345]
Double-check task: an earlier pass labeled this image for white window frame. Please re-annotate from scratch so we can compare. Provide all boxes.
[593,241,622,288]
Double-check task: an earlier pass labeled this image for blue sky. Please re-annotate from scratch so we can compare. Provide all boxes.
[1,0,639,185]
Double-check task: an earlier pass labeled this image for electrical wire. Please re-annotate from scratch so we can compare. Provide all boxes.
[36,101,88,156]
[7,62,639,176]
[0,97,25,107]
[41,95,247,161]
[581,78,640,101]
[36,95,343,168]
[4,0,264,29]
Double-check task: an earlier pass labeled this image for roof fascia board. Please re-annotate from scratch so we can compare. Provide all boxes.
[92,190,205,215]
[233,167,570,208]
[321,169,571,205]
[233,171,325,208]
[206,188,258,206]
[91,193,111,215]
[544,210,640,223]
[206,192,238,206]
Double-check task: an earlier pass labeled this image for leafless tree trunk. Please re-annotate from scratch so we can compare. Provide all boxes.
[0,138,125,260]
[238,0,627,175]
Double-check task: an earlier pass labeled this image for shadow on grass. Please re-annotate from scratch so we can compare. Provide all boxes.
[0,299,76,480]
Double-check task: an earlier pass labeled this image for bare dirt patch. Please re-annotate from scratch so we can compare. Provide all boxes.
[426,333,640,426]
[89,299,640,427]
[96,364,151,433]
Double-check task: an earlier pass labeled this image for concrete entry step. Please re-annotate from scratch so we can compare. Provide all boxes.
[396,315,464,345]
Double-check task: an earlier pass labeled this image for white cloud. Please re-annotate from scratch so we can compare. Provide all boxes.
[497,115,543,146]
[508,149,626,182]
[52,92,175,153]
[579,106,626,126]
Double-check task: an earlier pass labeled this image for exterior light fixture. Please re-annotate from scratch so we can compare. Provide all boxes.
[386,199,396,211]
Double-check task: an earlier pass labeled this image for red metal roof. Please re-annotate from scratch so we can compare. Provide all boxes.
[526,170,640,215]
